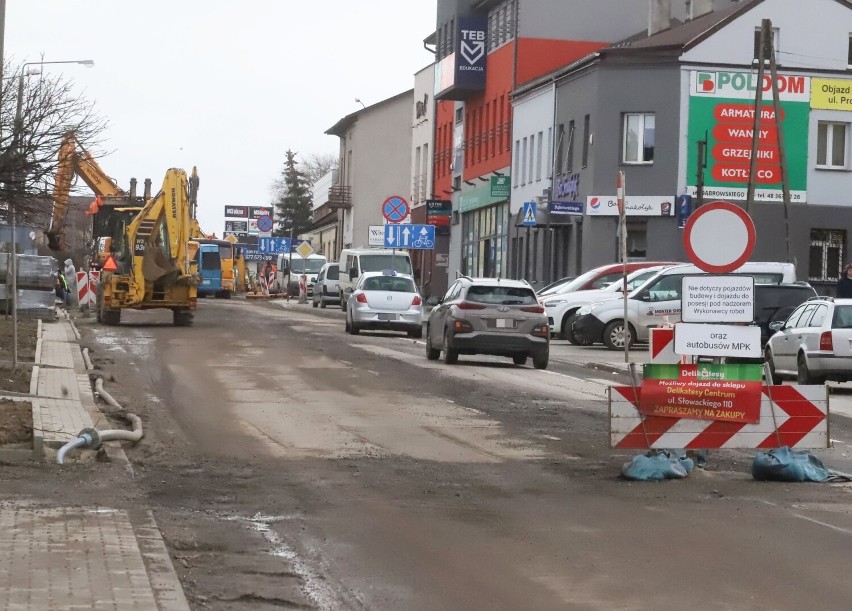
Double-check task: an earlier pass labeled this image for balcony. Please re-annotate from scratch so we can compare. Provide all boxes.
[327,185,353,210]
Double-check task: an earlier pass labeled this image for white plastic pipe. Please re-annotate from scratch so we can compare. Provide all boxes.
[98,413,143,443]
[56,437,88,465]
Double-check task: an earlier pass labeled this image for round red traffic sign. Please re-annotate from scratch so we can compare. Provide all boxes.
[683,201,756,273]
[382,195,410,223]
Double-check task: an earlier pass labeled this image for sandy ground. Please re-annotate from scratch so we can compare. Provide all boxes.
[0,317,39,442]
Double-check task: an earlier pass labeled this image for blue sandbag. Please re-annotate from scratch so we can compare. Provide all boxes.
[752,446,832,482]
[622,449,694,481]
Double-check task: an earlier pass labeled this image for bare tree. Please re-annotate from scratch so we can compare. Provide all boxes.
[302,152,338,186]
[0,60,108,229]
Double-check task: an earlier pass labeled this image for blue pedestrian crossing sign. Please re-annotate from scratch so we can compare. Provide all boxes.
[384,224,435,249]
[521,201,537,227]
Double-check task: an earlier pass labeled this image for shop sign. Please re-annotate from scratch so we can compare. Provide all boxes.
[490,175,509,198]
[225,220,248,233]
[585,196,674,216]
[640,363,763,424]
[686,70,809,203]
[225,206,248,218]
[460,182,504,212]
[249,206,273,219]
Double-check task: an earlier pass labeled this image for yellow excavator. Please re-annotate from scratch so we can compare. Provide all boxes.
[96,168,200,326]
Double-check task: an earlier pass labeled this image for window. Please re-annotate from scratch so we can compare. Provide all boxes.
[522,137,528,184]
[848,34,852,67]
[816,121,849,169]
[809,229,845,282]
[623,113,655,164]
[754,27,779,61]
[455,107,463,123]
[582,114,590,168]
[529,134,536,183]
[555,124,565,174]
[536,131,543,181]
[567,120,575,173]
[626,220,647,259]
[514,140,520,186]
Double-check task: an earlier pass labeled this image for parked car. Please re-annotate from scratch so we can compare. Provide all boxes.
[345,271,423,337]
[765,297,852,384]
[543,265,674,342]
[572,262,798,350]
[541,261,681,299]
[426,277,549,369]
[536,276,577,296]
[312,262,340,309]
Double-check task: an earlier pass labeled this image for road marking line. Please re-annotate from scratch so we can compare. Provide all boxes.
[759,500,852,536]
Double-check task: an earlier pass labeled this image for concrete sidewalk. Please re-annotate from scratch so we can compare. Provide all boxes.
[0,314,190,610]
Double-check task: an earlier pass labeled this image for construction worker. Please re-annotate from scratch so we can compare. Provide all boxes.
[55,268,70,308]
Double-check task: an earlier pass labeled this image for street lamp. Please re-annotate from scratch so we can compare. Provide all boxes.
[8,59,94,368]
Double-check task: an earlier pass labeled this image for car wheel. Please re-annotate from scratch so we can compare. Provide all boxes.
[312,299,318,308]
[426,328,440,360]
[408,326,423,339]
[765,349,783,385]
[320,299,327,309]
[512,355,527,365]
[603,320,634,351]
[344,313,351,333]
[533,352,549,370]
[563,313,592,345]
[348,311,360,335]
[797,353,820,385]
[443,331,458,364]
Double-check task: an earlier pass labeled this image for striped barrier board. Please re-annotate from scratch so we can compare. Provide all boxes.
[75,271,100,307]
[610,384,829,450]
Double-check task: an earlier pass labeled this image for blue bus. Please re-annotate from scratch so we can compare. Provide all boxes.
[195,240,235,298]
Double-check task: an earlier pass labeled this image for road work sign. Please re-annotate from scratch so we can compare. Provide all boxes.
[681,275,754,323]
[674,323,761,358]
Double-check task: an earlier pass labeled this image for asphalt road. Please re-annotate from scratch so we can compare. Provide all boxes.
[71,297,852,610]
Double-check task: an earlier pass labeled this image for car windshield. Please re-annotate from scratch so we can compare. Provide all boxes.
[548,269,608,294]
[360,255,413,275]
[467,285,537,305]
[291,258,327,273]
[362,276,416,292]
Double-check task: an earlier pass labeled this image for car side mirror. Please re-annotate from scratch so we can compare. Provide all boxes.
[426,296,441,306]
[768,320,785,332]
[349,267,357,280]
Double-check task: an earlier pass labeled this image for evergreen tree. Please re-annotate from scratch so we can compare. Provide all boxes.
[272,150,313,238]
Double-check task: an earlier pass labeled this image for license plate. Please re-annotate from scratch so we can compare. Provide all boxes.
[378,313,397,321]
[496,318,509,328]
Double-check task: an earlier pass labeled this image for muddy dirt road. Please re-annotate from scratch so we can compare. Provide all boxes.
[15,298,852,609]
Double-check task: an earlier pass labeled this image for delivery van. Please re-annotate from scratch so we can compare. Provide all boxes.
[272,253,327,296]
[571,262,797,350]
[338,248,414,307]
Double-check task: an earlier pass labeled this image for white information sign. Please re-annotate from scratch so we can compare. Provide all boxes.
[681,275,754,323]
[368,225,384,247]
[674,323,762,358]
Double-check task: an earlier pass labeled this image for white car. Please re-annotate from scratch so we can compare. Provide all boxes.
[543,266,672,343]
[345,270,423,337]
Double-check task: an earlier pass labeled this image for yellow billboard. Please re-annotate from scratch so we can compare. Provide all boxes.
[811,78,852,111]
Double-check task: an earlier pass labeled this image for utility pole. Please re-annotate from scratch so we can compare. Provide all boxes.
[766,18,793,263]
[745,22,768,215]
[696,138,706,208]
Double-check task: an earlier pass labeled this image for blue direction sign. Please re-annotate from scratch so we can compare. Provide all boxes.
[384,224,435,249]
[256,214,274,233]
[521,201,537,227]
[257,237,291,254]
[382,195,410,223]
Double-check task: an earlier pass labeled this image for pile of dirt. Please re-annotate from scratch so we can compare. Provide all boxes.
[0,317,39,445]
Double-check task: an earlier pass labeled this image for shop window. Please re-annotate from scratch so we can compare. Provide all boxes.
[848,34,852,67]
[809,229,845,282]
[623,113,655,164]
[626,221,647,260]
[816,121,849,169]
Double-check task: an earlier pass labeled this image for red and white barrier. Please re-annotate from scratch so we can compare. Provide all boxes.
[75,271,100,308]
[610,385,829,450]
[649,327,690,364]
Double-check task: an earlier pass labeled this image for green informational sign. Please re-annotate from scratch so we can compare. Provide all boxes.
[490,175,510,198]
[686,70,810,203]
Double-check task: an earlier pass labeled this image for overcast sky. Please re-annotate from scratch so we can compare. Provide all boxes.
[5,0,437,235]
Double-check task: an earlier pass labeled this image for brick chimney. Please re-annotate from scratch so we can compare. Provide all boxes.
[649,0,672,36]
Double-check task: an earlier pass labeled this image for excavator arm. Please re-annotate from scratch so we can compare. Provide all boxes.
[48,131,127,251]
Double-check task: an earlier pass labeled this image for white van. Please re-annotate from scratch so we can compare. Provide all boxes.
[272,253,328,296]
[338,248,414,306]
[571,262,797,350]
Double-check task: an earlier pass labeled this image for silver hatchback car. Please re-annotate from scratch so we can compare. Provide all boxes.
[345,270,423,337]
[426,277,550,368]
[765,297,852,384]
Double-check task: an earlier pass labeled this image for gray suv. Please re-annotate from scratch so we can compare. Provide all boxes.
[426,277,550,369]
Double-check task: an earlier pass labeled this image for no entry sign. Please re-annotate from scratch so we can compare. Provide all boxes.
[683,202,756,273]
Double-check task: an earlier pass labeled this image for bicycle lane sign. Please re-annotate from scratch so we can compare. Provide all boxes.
[383,224,435,249]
